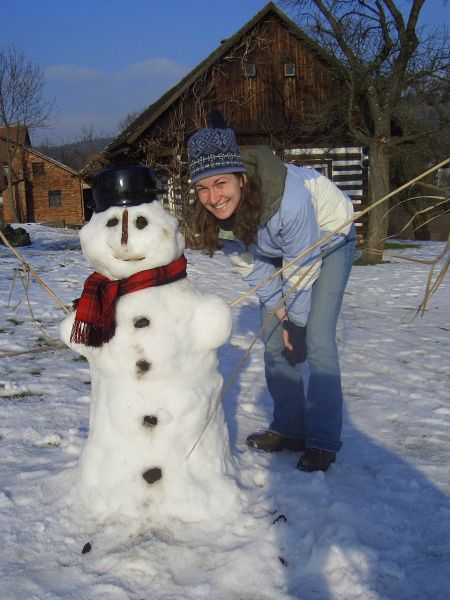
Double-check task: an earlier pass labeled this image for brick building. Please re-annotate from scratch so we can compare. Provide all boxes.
[0,126,87,225]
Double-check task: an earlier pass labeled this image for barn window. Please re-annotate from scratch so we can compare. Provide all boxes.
[32,162,45,177]
[244,63,256,77]
[48,190,62,208]
[284,63,296,77]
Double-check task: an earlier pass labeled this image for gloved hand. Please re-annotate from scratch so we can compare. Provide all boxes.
[281,320,307,366]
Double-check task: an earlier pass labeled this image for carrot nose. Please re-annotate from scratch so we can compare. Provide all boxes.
[121,208,128,245]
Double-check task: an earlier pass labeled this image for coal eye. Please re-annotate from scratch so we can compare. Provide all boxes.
[106,217,119,227]
[136,216,148,230]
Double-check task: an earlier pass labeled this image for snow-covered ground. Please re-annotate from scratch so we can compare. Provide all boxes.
[1,223,449,600]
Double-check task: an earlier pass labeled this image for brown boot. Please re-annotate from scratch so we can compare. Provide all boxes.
[297,448,336,472]
[246,430,306,452]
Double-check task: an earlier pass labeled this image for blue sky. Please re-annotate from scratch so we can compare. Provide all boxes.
[4,0,449,144]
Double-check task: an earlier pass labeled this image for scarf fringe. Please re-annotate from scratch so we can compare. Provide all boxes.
[71,313,116,348]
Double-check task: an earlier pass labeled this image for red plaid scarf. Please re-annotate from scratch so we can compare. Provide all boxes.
[70,254,187,347]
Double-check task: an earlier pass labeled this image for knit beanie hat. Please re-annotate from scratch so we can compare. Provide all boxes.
[187,110,247,185]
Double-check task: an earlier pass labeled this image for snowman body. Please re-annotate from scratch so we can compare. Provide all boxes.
[60,201,238,522]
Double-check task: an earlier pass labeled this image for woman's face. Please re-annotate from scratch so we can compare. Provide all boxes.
[194,173,243,220]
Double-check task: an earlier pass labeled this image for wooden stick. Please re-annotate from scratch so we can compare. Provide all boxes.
[0,343,67,358]
[0,229,71,314]
[416,235,450,316]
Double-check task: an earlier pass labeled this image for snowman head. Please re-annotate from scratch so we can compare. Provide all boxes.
[81,165,185,280]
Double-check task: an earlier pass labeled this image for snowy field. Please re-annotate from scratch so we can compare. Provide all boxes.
[0,223,449,600]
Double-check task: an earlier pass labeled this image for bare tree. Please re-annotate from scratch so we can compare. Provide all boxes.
[281,0,450,263]
[39,124,113,171]
[0,44,56,221]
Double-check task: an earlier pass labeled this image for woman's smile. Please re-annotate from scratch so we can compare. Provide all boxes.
[195,173,243,220]
[213,198,231,210]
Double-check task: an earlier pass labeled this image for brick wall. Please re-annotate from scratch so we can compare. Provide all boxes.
[2,151,85,225]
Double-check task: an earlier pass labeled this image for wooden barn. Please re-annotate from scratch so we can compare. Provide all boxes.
[88,2,367,229]
[0,126,87,226]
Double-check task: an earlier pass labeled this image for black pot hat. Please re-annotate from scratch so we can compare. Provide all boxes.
[91,165,161,213]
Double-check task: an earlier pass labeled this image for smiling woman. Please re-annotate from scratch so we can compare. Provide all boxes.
[187,111,356,473]
[195,174,244,219]
[188,111,263,252]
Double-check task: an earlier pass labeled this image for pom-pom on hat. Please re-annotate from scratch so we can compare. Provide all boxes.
[187,109,246,185]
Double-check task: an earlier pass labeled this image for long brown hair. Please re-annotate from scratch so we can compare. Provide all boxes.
[187,173,262,254]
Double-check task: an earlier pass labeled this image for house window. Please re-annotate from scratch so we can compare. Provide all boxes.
[284,63,296,77]
[48,190,62,208]
[244,63,256,77]
[32,162,45,177]
[304,163,329,177]
[290,158,333,179]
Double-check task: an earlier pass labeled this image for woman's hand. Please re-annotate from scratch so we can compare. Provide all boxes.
[275,309,292,351]
[281,320,293,351]
[281,320,307,366]
[282,327,293,351]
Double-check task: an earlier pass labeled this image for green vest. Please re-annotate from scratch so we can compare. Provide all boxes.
[240,145,287,225]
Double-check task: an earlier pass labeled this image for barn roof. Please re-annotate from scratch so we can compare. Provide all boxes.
[103,2,341,158]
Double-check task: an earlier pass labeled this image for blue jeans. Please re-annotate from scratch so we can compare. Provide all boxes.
[261,231,356,452]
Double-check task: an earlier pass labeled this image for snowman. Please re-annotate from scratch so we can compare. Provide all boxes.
[60,165,239,523]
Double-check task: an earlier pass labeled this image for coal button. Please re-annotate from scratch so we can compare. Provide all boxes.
[134,317,150,328]
[136,359,151,373]
[143,467,162,484]
[143,415,158,427]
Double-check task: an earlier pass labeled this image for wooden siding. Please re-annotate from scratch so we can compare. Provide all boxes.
[285,147,368,240]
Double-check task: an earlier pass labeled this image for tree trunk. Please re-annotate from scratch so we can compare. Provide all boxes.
[361,140,391,264]
[5,132,20,223]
